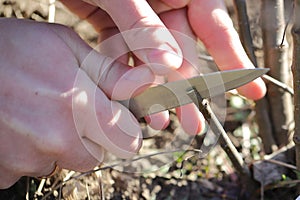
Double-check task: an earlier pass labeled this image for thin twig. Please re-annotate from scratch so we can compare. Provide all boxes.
[48,0,55,23]
[198,54,293,96]
[264,179,300,190]
[186,87,250,176]
[260,182,264,200]
[228,73,294,97]
[95,170,105,200]
[280,1,295,47]
[41,148,202,199]
[263,74,294,95]
[187,87,262,198]
[26,177,30,200]
[233,0,257,65]
[41,171,75,200]
[178,154,198,177]
[264,159,298,171]
[86,182,90,200]
[36,178,46,197]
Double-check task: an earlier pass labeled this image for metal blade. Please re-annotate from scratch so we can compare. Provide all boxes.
[120,68,268,118]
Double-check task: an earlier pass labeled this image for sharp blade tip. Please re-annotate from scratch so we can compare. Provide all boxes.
[257,68,270,75]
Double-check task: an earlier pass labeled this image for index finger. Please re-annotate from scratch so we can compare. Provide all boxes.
[92,0,183,75]
[188,0,266,100]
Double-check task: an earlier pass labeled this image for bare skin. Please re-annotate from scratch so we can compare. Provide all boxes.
[61,0,266,132]
[0,0,266,188]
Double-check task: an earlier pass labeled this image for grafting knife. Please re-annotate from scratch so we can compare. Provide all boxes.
[120,68,268,118]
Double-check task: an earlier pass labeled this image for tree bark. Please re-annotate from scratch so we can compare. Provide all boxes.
[261,0,294,147]
[233,0,277,153]
[292,0,300,172]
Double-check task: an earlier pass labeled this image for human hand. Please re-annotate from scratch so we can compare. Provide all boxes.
[0,18,152,188]
[60,0,267,135]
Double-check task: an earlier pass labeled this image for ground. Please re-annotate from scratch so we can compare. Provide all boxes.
[0,0,299,199]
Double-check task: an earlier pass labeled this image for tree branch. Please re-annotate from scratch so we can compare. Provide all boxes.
[187,87,249,176]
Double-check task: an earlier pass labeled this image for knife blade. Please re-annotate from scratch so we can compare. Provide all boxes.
[120,68,268,118]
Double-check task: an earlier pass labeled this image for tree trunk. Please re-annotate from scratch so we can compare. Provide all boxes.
[233,0,277,153]
[261,0,294,147]
[292,0,300,173]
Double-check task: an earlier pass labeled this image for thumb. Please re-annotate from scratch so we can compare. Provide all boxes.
[72,69,143,159]
[50,24,152,158]
[80,50,156,101]
[71,52,152,158]
[50,23,155,100]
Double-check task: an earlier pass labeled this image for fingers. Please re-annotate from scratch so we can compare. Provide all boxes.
[188,0,266,100]
[72,69,143,158]
[93,0,183,75]
[51,23,155,100]
[98,27,130,65]
[176,104,206,135]
[50,24,149,158]
[158,0,190,9]
[237,78,267,100]
[159,8,205,135]
[81,50,155,100]
[144,111,170,131]
[95,13,173,129]
[60,0,99,19]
